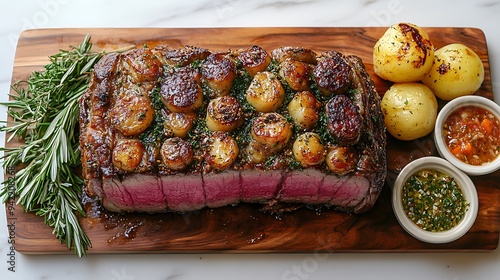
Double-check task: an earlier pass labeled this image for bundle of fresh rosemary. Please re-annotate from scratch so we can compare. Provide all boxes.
[0,34,104,256]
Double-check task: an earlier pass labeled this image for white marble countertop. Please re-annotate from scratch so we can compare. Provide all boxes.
[1,0,499,279]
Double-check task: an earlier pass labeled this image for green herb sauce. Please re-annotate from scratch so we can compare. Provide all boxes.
[402,169,469,232]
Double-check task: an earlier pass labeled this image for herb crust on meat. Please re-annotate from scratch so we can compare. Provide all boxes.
[79,45,387,214]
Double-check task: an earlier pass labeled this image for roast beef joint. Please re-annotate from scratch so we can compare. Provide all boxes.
[79,45,387,214]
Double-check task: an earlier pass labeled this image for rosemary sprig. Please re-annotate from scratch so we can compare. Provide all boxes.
[0,34,104,256]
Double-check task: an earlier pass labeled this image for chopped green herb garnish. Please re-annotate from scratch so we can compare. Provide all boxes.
[402,169,469,232]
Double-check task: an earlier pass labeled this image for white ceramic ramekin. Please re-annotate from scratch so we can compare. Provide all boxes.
[392,156,478,243]
[434,95,500,176]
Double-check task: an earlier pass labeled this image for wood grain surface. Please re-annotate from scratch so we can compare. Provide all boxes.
[4,27,499,254]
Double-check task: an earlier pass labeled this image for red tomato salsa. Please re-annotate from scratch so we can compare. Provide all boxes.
[443,105,500,165]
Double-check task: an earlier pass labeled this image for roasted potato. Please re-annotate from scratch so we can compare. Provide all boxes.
[381,83,438,140]
[164,112,196,138]
[251,112,292,152]
[110,94,155,137]
[206,96,243,132]
[201,53,237,98]
[292,132,326,167]
[422,43,484,100]
[271,46,317,64]
[325,145,359,176]
[246,71,285,112]
[245,140,267,164]
[287,91,321,131]
[160,72,204,113]
[160,137,194,170]
[112,139,146,172]
[238,45,272,77]
[206,132,239,171]
[279,58,312,91]
[373,23,434,83]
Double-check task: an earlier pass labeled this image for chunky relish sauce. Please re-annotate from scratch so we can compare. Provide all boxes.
[402,169,469,232]
[443,105,500,165]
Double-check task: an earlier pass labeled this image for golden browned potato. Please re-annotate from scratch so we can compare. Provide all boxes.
[164,112,196,138]
[373,23,434,82]
[206,132,239,171]
[246,71,285,112]
[292,132,326,167]
[251,112,292,152]
[381,83,438,140]
[123,48,163,83]
[110,94,155,136]
[112,139,146,172]
[162,45,211,67]
[238,45,272,77]
[271,46,318,64]
[287,91,321,131]
[160,72,204,113]
[422,43,484,100]
[160,137,194,170]
[201,53,237,98]
[245,139,267,164]
[279,58,312,91]
[206,96,243,132]
[325,145,359,176]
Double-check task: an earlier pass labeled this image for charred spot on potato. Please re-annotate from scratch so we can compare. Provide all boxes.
[438,63,450,75]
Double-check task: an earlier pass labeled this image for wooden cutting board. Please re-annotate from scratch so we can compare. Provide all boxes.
[5,27,499,254]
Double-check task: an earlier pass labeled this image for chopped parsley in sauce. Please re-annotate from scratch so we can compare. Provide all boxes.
[402,169,469,232]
